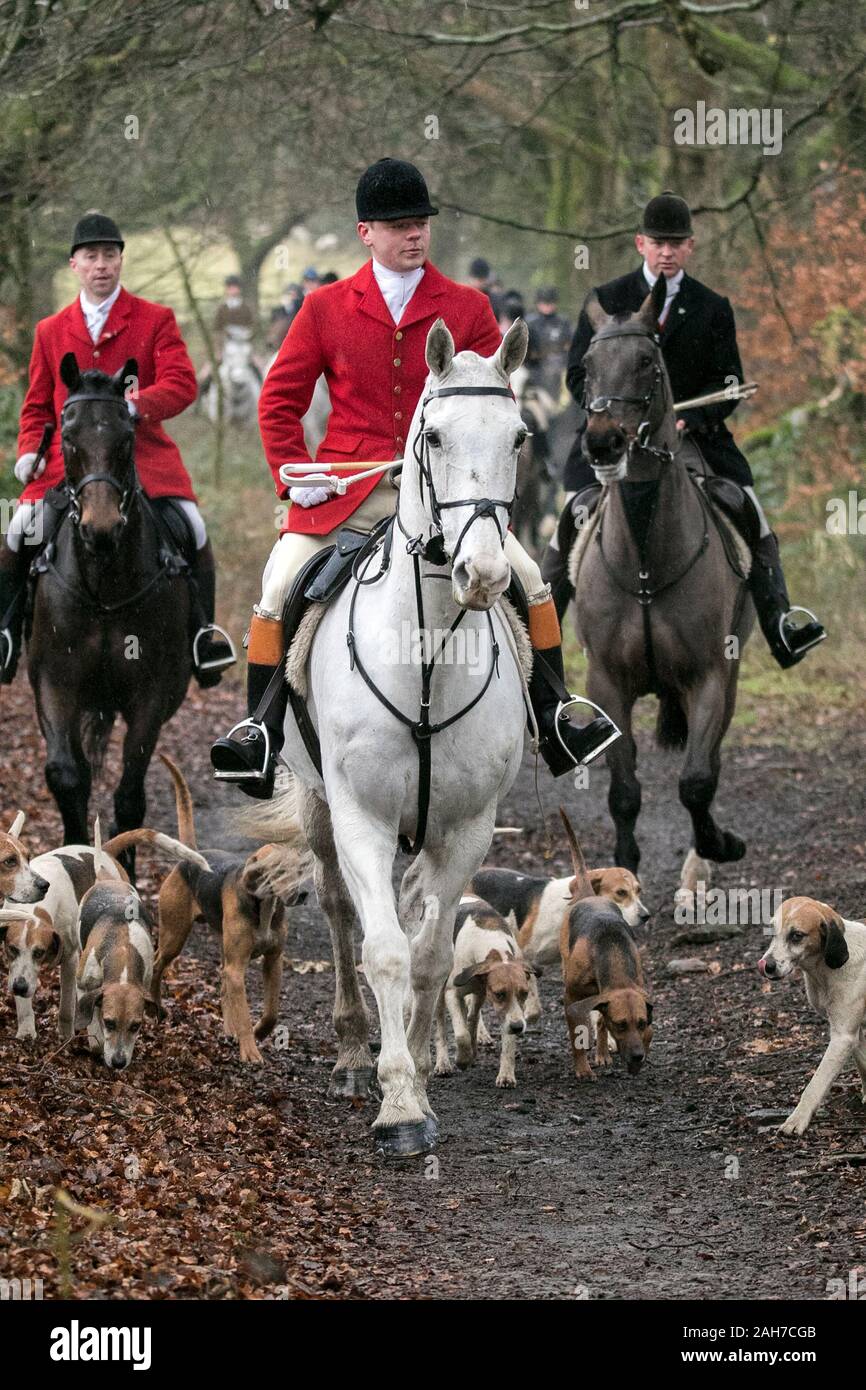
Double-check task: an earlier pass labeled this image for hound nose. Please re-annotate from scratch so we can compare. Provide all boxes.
[508,1020,525,1036]
[12,979,29,996]
[759,957,775,977]
[34,876,50,894]
[627,1051,645,1075]
[110,1054,129,1070]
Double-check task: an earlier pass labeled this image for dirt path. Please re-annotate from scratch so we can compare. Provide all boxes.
[2,680,865,1299]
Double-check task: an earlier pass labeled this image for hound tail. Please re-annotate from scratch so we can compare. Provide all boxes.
[158,752,197,849]
[100,828,209,871]
[558,806,594,902]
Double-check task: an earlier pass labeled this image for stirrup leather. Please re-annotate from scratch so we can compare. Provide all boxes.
[211,718,272,781]
[554,696,622,768]
[779,606,826,657]
[193,623,237,672]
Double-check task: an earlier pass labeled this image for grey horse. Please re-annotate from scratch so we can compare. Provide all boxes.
[574,276,754,882]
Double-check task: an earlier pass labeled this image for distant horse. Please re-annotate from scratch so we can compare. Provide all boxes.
[205,328,260,428]
[573,279,754,881]
[510,364,560,555]
[27,354,192,873]
[248,319,531,1155]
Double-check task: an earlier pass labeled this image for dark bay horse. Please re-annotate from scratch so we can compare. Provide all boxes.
[27,354,192,871]
[573,279,754,885]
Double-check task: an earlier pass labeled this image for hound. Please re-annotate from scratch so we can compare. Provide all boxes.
[559,810,653,1082]
[146,755,308,1063]
[0,812,49,904]
[434,897,538,1088]
[75,879,155,1070]
[759,896,866,1135]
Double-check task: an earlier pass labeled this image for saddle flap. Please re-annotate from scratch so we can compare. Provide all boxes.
[304,526,383,603]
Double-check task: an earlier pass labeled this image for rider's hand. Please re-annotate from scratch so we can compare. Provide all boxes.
[289,483,336,508]
[676,419,687,432]
[14,451,44,485]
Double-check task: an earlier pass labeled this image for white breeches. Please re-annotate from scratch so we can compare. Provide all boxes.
[256,476,549,621]
[4,498,208,552]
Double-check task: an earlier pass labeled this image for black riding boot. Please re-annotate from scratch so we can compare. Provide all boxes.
[0,542,31,685]
[541,486,602,625]
[210,658,287,800]
[188,541,236,688]
[529,642,620,777]
[748,532,826,669]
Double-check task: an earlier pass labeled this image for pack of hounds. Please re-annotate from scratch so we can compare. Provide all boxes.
[2,758,865,1138]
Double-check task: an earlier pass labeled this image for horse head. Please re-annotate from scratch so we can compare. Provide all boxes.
[59,353,138,553]
[404,317,529,611]
[579,276,677,483]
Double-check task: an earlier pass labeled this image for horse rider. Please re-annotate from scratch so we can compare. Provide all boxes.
[541,191,826,669]
[526,286,573,403]
[266,284,303,354]
[200,274,262,391]
[498,291,554,475]
[467,256,502,318]
[210,157,619,797]
[0,211,235,690]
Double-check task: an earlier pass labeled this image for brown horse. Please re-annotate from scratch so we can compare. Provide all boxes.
[573,278,754,881]
[26,354,192,874]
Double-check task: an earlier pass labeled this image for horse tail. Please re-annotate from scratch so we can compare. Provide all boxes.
[158,753,197,849]
[656,691,688,750]
[100,827,209,871]
[235,776,306,848]
[558,806,594,902]
[81,708,113,774]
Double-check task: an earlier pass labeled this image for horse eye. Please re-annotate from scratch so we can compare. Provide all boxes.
[515,431,528,450]
[425,430,441,448]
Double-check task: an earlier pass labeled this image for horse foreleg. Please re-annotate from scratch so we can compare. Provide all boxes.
[680,670,745,864]
[112,705,162,880]
[301,791,374,1099]
[36,685,91,844]
[328,790,430,1154]
[588,666,641,871]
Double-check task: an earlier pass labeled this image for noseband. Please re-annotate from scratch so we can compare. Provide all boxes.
[583,325,673,463]
[61,390,138,525]
[398,384,517,566]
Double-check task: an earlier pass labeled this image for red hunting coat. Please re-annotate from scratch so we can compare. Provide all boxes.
[259,259,503,534]
[17,287,198,503]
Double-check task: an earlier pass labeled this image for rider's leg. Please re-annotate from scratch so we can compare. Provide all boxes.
[211,477,399,797]
[0,501,54,684]
[504,534,619,774]
[741,485,826,668]
[171,501,237,688]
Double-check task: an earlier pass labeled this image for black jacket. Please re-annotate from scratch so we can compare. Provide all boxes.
[563,266,752,488]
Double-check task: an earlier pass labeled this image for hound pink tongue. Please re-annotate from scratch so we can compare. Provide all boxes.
[757,958,766,975]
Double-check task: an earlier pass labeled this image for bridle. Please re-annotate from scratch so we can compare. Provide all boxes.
[396,383,518,566]
[345,381,523,857]
[60,390,138,526]
[583,324,673,464]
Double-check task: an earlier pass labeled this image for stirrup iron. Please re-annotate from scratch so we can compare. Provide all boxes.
[554,695,621,767]
[211,718,272,781]
[779,606,826,657]
[193,623,237,672]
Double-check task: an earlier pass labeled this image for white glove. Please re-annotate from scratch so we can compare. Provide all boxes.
[14,452,44,485]
[289,483,336,508]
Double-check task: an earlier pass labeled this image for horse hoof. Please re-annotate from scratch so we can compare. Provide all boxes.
[374,1119,435,1157]
[330,1065,375,1099]
[720,832,746,862]
[422,1113,439,1146]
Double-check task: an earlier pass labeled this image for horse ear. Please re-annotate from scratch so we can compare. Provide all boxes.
[637,275,667,331]
[583,290,609,333]
[425,318,455,377]
[8,811,25,839]
[494,318,528,378]
[60,352,81,392]
[111,358,138,396]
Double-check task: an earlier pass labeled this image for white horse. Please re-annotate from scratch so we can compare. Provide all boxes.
[249,319,531,1154]
[205,328,261,427]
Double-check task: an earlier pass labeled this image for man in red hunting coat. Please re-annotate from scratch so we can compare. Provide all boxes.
[211,159,618,798]
[0,212,234,687]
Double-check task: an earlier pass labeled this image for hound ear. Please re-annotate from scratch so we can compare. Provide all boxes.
[60,352,82,392]
[0,924,7,944]
[527,962,543,979]
[453,963,482,989]
[45,931,62,966]
[76,988,103,1026]
[494,318,528,378]
[637,275,666,332]
[645,999,654,1024]
[425,318,455,377]
[8,811,25,839]
[821,915,849,970]
[583,290,609,333]
[454,950,503,988]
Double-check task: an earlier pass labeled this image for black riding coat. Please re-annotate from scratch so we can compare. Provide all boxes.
[563,266,752,489]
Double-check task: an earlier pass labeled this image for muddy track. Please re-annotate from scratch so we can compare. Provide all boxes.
[2,681,865,1300]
